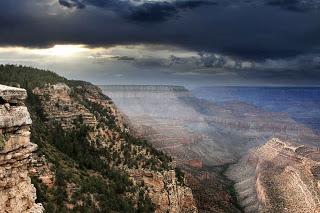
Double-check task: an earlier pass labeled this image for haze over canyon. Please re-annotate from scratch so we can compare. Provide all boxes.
[101,85,320,212]
[0,0,320,212]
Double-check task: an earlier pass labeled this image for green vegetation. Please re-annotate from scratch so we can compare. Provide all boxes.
[211,164,244,213]
[73,86,173,172]
[0,133,6,150]
[0,64,67,90]
[175,167,185,184]
[28,91,143,212]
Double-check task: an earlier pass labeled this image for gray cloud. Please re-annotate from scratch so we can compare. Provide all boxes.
[0,0,320,85]
[266,0,320,12]
[0,0,319,60]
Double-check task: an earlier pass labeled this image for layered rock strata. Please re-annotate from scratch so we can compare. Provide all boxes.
[228,138,320,213]
[101,85,320,212]
[33,83,97,129]
[0,84,43,213]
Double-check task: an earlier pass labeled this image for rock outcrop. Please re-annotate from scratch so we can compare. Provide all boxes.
[0,85,43,213]
[129,169,197,213]
[228,138,320,213]
[33,83,98,129]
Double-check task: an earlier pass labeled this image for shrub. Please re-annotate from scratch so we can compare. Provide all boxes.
[0,133,6,150]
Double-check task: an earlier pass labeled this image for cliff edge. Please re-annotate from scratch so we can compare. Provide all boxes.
[0,85,43,213]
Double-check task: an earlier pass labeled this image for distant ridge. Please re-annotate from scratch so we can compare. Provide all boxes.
[99,85,188,92]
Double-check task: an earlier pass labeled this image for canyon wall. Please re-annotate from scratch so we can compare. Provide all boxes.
[228,138,320,212]
[193,86,320,132]
[101,85,319,167]
[0,85,43,213]
[101,85,320,212]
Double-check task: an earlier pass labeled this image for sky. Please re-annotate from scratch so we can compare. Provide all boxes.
[1,0,320,87]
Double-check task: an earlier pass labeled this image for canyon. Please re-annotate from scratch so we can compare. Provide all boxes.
[193,86,320,132]
[101,85,320,212]
[0,65,319,212]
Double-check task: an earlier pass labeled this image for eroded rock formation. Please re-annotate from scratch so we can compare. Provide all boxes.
[0,84,43,213]
[228,138,320,213]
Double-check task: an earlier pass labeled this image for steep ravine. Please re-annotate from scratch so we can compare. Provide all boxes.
[183,163,244,213]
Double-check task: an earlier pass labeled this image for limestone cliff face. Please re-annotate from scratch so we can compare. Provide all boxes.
[0,85,43,213]
[228,138,320,213]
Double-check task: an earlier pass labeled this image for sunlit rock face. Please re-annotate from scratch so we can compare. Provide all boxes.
[0,84,43,213]
[228,138,320,213]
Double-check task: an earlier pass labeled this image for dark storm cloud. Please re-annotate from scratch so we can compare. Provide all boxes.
[0,0,320,62]
[56,0,320,21]
[58,0,214,22]
[127,1,216,22]
[111,56,136,61]
[266,0,320,12]
[58,0,119,9]
[59,0,85,9]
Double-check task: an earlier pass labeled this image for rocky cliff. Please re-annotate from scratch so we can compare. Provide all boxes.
[0,85,43,213]
[129,169,197,213]
[228,138,320,213]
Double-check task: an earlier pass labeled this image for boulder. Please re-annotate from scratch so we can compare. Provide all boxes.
[0,84,27,104]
